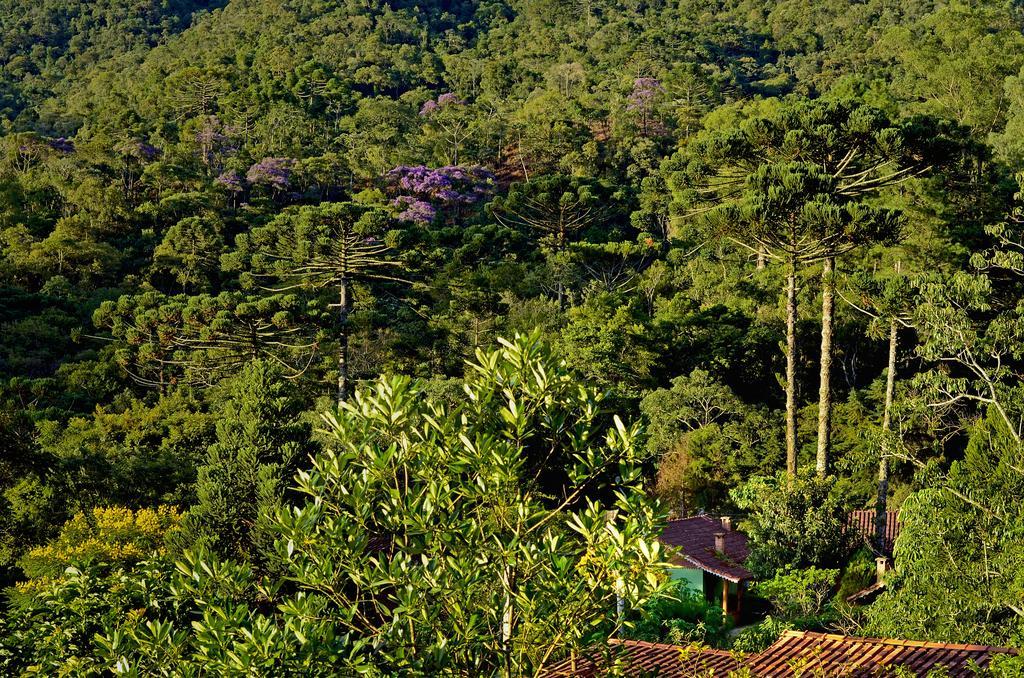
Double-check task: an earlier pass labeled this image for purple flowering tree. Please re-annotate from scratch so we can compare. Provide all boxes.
[626,77,666,137]
[195,116,237,173]
[385,165,495,224]
[247,157,294,194]
[48,138,75,155]
[392,197,438,225]
[116,139,161,162]
[214,170,244,193]
[214,170,245,207]
[11,135,76,172]
[419,92,473,165]
[114,139,161,202]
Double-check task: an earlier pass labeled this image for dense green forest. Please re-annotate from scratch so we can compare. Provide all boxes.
[1,0,1024,673]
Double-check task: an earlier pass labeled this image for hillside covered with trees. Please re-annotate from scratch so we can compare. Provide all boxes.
[1,0,1024,674]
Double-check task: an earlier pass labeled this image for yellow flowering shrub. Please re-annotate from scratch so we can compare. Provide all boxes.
[18,506,181,580]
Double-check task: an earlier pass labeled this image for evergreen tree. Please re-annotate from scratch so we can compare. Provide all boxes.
[672,98,941,477]
[175,360,312,563]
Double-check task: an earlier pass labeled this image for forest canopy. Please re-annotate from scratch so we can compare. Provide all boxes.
[1,0,1024,673]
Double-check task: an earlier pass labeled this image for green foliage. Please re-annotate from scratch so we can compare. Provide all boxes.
[641,370,782,514]
[1,0,1024,660]
[879,3,1024,135]
[623,580,732,648]
[270,333,667,673]
[151,215,224,292]
[731,616,794,654]
[0,334,668,675]
[173,361,312,563]
[732,472,856,578]
[862,414,1024,647]
[0,559,180,675]
[754,566,839,622]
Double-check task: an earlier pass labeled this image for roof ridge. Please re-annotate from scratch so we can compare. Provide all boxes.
[611,639,683,650]
[664,515,719,524]
[611,639,738,654]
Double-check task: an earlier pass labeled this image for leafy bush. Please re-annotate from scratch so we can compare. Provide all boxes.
[754,566,839,621]
[624,580,732,647]
[730,616,793,654]
[0,335,668,676]
[731,471,856,577]
[0,559,179,675]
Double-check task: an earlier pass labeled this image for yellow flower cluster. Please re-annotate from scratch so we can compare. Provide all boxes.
[19,505,182,579]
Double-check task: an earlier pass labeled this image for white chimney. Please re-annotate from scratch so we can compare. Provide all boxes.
[715,532,726,554]
[720,516,732,531]
[876,556,889,583]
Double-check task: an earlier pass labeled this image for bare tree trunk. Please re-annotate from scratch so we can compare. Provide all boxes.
[338,276,351,407]
[786,254,799,478]
[876,318,898,553]
[756,247,767,270]
[816,257,835,477]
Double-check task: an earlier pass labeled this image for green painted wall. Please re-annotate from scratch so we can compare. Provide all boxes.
[668,566,704,595]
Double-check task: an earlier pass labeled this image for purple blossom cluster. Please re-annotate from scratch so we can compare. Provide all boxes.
[386,165,494,204]
[386,165,494,224]
[392,196,438,224]
[117,139,161,162]
[48,137,75,154]
[195,116,238,168]
[419,92,465,116]
[195,118,227,148]
[246,157,294,191]
[214,170,244,193]
[627,77,664,112]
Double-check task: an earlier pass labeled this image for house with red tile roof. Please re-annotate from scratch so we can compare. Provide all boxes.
[843,510,903,605]
[659,515,752,620]
[544,631,1017,677]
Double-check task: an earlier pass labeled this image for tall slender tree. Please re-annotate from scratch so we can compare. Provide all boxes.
[229,203,404,405]
[672,99,943,477]
[489,174,612,310]
[844,266,915,553]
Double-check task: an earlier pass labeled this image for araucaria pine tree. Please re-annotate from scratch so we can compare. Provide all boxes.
[673,99,943,477]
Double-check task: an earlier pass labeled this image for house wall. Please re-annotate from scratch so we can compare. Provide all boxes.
[668,566,705,596]
[704,570,723,605]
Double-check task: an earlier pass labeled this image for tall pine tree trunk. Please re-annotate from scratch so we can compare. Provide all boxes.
[338,276,351,407]
[786,253,799,478]
[816,257,835,477]
[876,317,898,553]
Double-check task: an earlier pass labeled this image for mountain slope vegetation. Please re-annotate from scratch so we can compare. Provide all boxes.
[1,0,1023,673]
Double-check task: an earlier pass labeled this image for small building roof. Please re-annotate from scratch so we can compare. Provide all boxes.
[745,630,1015,677]
[848,509,902,556]
[659,515,752,582]
[542,639,744,677]
[544,631,1017,677]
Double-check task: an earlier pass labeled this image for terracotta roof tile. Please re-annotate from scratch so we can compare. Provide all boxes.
[745,631,1016,677]
[659,516,752,582]
[542,639,745,677]
[546,632,1017,677]
[848,509,901,556]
